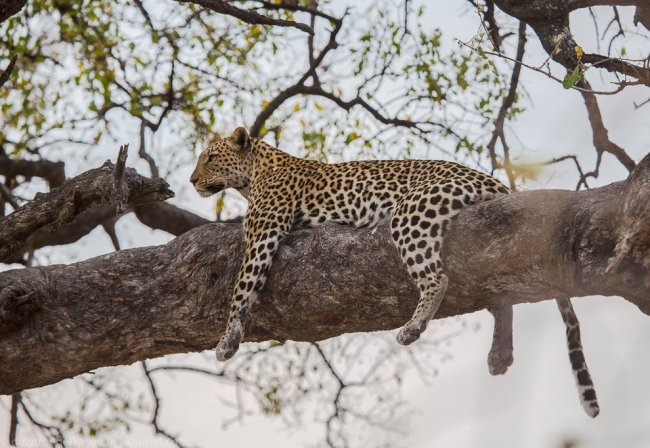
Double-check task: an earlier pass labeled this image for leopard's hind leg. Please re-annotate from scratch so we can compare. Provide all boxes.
[390,181,467,345]
[488,305,514,375]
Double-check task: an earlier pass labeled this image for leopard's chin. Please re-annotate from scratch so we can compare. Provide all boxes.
[196,183,225,197]
[197,189,214,198]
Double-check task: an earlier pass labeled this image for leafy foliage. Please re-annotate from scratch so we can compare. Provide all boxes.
[1,0,515,169]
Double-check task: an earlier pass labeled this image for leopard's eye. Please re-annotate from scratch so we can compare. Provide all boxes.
[207,154,217,163]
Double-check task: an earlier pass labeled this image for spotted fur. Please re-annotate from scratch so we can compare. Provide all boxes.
[556,298,599,417]
[191,127,599,417]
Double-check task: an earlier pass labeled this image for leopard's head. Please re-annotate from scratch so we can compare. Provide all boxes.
[190,127,252,197]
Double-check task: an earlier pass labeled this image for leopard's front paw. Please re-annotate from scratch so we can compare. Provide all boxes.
[396,320,427,346]
[216,340,238,361]
[216,321,243,362]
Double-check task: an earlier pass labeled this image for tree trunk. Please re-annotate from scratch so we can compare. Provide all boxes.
[1,153,649,395]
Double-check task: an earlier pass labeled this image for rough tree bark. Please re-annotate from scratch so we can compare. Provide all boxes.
[1,152,649,395]
[0,0,25,23]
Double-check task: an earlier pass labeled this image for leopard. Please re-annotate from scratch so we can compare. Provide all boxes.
[190,127,599,417]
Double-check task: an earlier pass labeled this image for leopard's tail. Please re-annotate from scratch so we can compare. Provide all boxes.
[556,298,599,418]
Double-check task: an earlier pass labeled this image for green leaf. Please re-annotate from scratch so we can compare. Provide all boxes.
[562,66,581,89]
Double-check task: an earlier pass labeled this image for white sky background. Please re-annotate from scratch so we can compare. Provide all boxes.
[2,0,650,447]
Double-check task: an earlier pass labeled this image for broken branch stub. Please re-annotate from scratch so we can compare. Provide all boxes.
[109,144,130,215]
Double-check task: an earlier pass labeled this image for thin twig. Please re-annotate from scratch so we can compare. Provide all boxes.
[540,155,590,190]
[580,79,636,173]
[9,393,20,446]
[19,398,65,448]
[0,183,19,210]
[141,361,188,448]
[485,21,526,190]
[458,38,643,95]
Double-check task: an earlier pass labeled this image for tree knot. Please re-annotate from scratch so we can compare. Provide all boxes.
[0,287,40,335]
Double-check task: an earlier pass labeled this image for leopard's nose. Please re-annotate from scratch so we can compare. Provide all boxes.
[190,175,198,185]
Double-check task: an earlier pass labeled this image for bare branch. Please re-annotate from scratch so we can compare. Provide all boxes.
[541,155,591,190]
[0,55,17,89]
[580,80,636,172]
[0,155,66,188]
[9,393,19,446]
[133,202,240,236]
[581,53,650,87]
[174,0,314,35]
[249,0,340,23]
[469,0,509,50]
[486,21,527,189]
[18,397,65,447]
[250,10,346,137]
[490,0,650,22]
[142,362,187,448]
[101,216,121,251]
[138,122,160,179]
[485,1,650,86]
[2,202,224,265]
[634,97,650,109]
[133,0,154,30]
[603,6,625,55]
[0,182,19,209]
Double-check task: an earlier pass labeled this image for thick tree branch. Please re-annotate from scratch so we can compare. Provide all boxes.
[134,202,240,235]
[0,0,25,23]
[0,155,66,188]
[492,0,646,22]
[250,0,340,23]
[634,5,650,30]
[491,1,650,87]
[0,150,174,263]
[581,53,650,87]
[1,152,649,394]
[175,0,314,35]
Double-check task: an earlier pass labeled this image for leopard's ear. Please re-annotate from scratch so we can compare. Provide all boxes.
[230,127,251,152]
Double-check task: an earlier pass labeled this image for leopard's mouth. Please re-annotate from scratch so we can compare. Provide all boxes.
[197,183,225,197]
